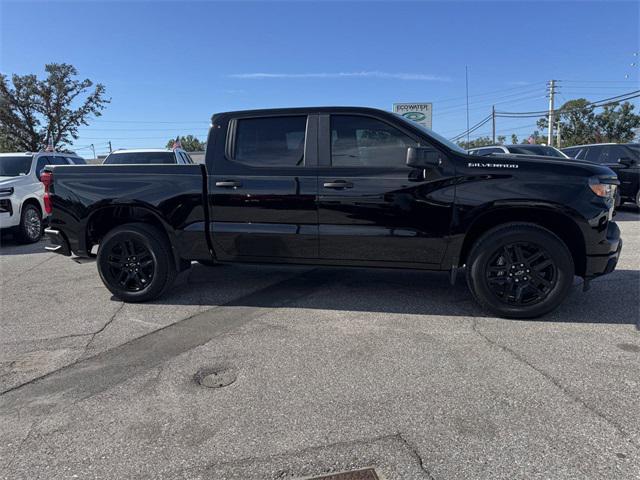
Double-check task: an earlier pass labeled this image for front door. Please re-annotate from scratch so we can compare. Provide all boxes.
[209,114,318,260]
[317,113,454,267]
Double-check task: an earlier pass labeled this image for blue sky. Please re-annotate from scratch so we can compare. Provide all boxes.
[1,0,638,155]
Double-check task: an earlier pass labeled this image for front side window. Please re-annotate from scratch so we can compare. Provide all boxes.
[35,156,55,179]
[598,145,630,163]
[234,116,307,167]
[331,115,417,167]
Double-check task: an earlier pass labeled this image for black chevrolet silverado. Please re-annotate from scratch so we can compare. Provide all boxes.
[44,107,622,318]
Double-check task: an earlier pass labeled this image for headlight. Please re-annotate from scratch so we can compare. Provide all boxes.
[589,183,616,198]
[588,176,618,198]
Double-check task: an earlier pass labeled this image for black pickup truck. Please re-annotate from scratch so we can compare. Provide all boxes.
[44,107,622,318]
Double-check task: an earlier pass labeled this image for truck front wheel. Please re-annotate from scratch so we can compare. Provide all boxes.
[466,223,574,319]
[97,223,176,302]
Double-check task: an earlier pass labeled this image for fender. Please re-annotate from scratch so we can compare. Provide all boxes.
[442,200,589,274]
[84,203,184,269]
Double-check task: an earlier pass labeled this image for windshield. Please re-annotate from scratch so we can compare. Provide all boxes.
[507,145,568,158]
[393,114,468,154]
[0,156,33,176]
[103,152,175,164]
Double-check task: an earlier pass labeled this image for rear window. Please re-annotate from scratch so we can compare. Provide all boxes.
[67,156,86,165]
[0,156,33,176]
[103,152,175,164]
[234,116,307,167]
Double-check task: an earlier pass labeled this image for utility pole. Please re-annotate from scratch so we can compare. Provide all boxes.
[90,144,96,160]
[465,66,470,148]
[492,105,496,144]
[556,120,561,149]
[108,141,112,153]
[547,79,556,147]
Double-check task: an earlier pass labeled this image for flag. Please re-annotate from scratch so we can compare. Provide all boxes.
[527,136,535,144]
[172,136,182,150]
[45,137,54,152]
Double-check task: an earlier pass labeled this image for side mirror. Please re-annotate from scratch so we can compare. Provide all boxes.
[618,157,636,167]
[406,146,442,168]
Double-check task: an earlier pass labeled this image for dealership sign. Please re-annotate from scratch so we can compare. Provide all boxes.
[392,103,432,129]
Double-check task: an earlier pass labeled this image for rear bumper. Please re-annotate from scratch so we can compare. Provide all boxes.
[584,222,622,278]
[44,228,71,256]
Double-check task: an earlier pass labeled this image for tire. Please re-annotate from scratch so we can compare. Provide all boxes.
[636,190,640,209]
[97,223,176,302]
[466,223,574,319]
[16,203,43,244]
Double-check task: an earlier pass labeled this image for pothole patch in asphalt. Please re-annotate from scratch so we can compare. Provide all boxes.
[617,343,640,353]
[302,468,380,480]
[193,366,237,388]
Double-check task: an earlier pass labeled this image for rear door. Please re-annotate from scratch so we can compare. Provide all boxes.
[208,113,318,260]
[316,113,454,266]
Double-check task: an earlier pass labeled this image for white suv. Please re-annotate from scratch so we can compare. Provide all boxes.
[102,148,194,165]
[0,152,85,243]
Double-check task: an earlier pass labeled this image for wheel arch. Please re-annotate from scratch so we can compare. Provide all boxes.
[458,206,587,276]
[85,204,184,270]
[21,196,43,216]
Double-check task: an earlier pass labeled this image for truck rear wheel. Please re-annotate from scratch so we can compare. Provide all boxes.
[466,223,574,319]
[97,223,176,302]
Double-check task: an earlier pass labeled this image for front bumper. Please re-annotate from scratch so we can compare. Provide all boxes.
[44,228,71,256]
[584,221,622,278]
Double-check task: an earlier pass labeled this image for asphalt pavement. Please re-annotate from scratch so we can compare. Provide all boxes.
[0,209,639,479]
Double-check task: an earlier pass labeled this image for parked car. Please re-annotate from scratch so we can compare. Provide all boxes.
[469,144,570,158]
[562,143,639,207]
[103,148,194,165]
[0,151,85,243]
[45,107,621,319]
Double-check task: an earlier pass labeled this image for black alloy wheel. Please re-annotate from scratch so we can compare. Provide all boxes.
[97,223,177,302]
[104,238,155,292]
[485,242,556,307]
[466,223,574,319]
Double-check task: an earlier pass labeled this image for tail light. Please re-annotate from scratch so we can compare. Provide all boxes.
[40,171,53,214]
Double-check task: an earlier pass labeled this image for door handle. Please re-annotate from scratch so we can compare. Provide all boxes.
[215,180,242,189]
[323,180,353,189]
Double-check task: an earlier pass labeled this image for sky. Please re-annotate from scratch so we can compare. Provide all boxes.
[1,0,639,156]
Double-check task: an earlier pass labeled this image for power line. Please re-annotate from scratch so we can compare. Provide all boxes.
[496,90,640,117]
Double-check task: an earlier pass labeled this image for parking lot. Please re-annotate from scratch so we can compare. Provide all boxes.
[0,209,638,479]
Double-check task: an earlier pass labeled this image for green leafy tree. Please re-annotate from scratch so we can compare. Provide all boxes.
[457,135,507,149]
[0,63,110,152]
[536,99,640,146]
[165,134,206,152]
[511,133,519,144]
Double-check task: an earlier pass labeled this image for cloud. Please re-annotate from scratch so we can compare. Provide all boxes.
[229,71,450,81]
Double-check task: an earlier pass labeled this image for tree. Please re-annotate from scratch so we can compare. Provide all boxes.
[536,99,640,146]
[165,134,206,152]
[457,135,507,149]
[0,63,110,152]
